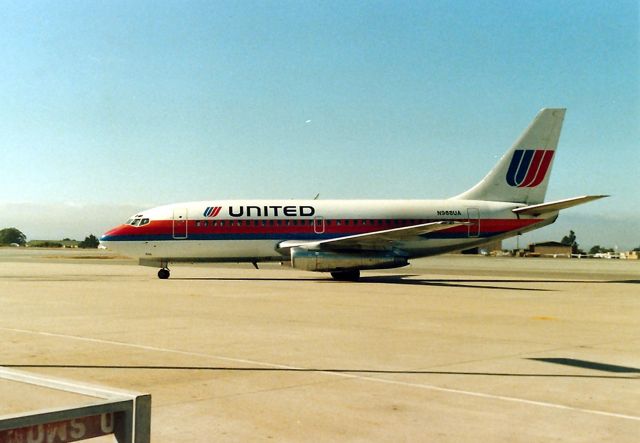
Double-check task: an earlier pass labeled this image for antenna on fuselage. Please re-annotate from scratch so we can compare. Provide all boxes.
[313,193,320,200]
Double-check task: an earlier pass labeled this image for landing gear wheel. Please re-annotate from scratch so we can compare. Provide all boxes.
[330,270,360,281]
[158,268,170,279]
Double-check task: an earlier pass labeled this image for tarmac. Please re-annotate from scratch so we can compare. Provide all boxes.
[0,248,638,442]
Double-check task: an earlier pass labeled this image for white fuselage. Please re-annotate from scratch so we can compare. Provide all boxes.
[100,199,554,265]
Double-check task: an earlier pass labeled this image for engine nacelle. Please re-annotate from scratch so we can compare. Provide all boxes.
[290,247,408,272]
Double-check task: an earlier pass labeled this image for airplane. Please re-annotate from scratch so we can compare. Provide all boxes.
[100,108,607,281]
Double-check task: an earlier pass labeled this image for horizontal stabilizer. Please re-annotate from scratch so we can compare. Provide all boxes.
[512,195,608,216]
[278,221,467,252]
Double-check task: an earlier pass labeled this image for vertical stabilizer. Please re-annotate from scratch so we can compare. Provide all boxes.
[453,108,566,204]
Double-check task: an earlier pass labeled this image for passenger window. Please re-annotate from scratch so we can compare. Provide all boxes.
[195,221,201,227]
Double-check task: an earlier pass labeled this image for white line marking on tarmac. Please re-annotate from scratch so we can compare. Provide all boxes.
[4,327,639,422]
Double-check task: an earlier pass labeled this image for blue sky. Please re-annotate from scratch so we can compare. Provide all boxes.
[1,1,638,249]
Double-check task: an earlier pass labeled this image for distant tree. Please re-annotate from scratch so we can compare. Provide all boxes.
[589,245,614,255]
[560,230,583,254]
[0,228,27,246]
[633,246,640,252]
[560,230,576,246]
[78,234,100,249]
[35,241,63,248]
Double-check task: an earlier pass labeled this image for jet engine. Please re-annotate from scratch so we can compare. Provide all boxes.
[290,247,408,272]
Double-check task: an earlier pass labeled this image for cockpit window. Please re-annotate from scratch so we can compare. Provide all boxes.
[126,217,150,227]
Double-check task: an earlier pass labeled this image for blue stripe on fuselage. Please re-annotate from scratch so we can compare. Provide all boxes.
[101,231,508,242]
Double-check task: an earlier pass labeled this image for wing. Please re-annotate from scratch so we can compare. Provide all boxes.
[278,221,467,252]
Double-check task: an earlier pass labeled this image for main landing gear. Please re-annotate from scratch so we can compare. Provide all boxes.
[158,268,170,279]
[330,270,360,281]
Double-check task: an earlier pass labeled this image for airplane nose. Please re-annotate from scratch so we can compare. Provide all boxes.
[99,234,113,251]
[99,233,110,248]
[100,226,125,251]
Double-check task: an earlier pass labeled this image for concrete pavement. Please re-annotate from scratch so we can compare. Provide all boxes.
[0,249,638,442]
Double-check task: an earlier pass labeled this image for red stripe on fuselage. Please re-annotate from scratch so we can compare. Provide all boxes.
[106,218,542,239]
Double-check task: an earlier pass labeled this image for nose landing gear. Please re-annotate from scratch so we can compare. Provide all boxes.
[158,268,170,279]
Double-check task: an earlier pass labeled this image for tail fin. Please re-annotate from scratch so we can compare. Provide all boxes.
[453,108,566,204]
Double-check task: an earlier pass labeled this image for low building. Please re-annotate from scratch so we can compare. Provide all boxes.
[528,241,572,258]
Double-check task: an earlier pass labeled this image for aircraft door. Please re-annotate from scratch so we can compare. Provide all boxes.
[467,208,480,238]
[313,216,325,234]
[173,208,188,239]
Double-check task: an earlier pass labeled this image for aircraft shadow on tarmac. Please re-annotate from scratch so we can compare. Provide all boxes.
[173,275,639,291]
[2,364,637,380]
[172,277,315,283]
[359,275,640,289]
[528,358,640,374]
[358,275,552,291]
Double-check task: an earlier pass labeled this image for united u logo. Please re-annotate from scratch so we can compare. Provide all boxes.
[203,206,222,217]
[505,149,554,188]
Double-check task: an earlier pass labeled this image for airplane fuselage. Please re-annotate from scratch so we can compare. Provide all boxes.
[100,199,555,264]
[100,109,604,280]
